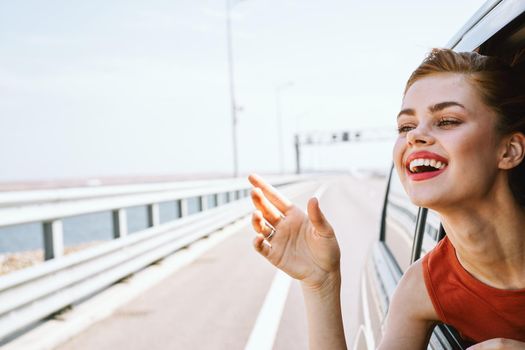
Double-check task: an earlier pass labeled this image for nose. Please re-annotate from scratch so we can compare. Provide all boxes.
[406,125,434,146]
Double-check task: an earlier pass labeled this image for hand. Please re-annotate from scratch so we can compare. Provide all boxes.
[248,174,341,291]
[467,339,525,349]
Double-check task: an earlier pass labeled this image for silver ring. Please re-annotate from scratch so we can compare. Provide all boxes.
[267,228,276,240]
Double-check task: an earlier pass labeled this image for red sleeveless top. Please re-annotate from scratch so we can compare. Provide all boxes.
[422,236,525,342]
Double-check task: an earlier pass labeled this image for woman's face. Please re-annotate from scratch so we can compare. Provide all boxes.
[393,73,504,210]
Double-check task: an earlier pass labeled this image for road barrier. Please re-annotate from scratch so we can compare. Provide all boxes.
[0,175,315,342]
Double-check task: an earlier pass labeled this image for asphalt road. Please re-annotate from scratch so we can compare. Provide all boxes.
[56,174,387,350]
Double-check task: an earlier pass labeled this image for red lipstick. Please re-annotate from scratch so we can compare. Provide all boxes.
[405,151,448,181]
[406,151,448,166]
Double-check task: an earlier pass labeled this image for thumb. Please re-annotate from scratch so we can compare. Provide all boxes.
[307,197,333,237]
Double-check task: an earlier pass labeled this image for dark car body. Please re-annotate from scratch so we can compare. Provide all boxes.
[354,1,525,349]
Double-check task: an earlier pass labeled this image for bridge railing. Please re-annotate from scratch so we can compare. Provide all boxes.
[0,175,316,343]
[0,175,300,260]
[0,177,273,208]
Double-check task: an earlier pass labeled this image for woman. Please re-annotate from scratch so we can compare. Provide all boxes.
[248,49,525,349]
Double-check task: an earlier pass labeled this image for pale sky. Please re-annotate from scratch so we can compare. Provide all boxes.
[0,0,486,182]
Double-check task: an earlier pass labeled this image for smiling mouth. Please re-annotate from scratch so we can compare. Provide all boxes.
[407,158,447,174]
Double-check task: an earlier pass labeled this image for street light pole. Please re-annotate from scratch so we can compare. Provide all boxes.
[226,0,239,177]
[275,82,293,174]
[293,112,308,175]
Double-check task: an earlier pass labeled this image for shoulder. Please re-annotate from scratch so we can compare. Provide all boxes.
[378,260,440,348]
[394,259,439,322]
[388,259,440,324]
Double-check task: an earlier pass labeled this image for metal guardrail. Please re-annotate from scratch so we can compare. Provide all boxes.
[0,176,316,343]
[0,176,298,208]
[0,175,303,260]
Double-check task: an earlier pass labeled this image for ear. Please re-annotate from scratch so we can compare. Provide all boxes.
[498,132,525,170]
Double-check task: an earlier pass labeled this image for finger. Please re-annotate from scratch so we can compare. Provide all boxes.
[467,338,500,350]
[251,210,265,233]
[251,210,274,237]
[467,338,522,350]
[307,197,334,238]
[251,187,284,227]
[253,234,272,256]
[248,173,293,213]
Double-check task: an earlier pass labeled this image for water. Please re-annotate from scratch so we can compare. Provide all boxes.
[0,187,252,254]
[0,223,44,253]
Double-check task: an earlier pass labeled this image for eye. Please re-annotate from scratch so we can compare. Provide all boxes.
[437,117,461,128]
[397,124,416,134]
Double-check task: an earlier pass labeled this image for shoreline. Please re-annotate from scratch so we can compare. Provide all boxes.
[0,173,235,192]
[0,241,103,276]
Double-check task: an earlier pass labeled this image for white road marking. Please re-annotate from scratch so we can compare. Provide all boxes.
[245,184,330,350]
[244,270,292,350]
[313,183,329,200]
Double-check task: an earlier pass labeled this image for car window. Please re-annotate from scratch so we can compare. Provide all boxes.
[383,170,419,272]
[421,209,442,256]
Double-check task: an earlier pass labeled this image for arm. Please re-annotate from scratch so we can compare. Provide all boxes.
[378,260,439,349]
[301,260,438,350]
[248,174,437,349]
[248,175,347,349]
[302,269,347,349]
[378,263,525,350]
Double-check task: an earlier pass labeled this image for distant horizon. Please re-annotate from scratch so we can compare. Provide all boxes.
[0,165,390,191]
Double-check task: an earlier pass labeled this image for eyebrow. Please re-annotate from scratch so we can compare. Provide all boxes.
[429,101,466,113]
[397,101,466,119]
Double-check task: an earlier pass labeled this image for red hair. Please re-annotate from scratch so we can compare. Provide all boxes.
[405,48,525,205]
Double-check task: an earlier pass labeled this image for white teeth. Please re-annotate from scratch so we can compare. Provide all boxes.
[408,158,447,173]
